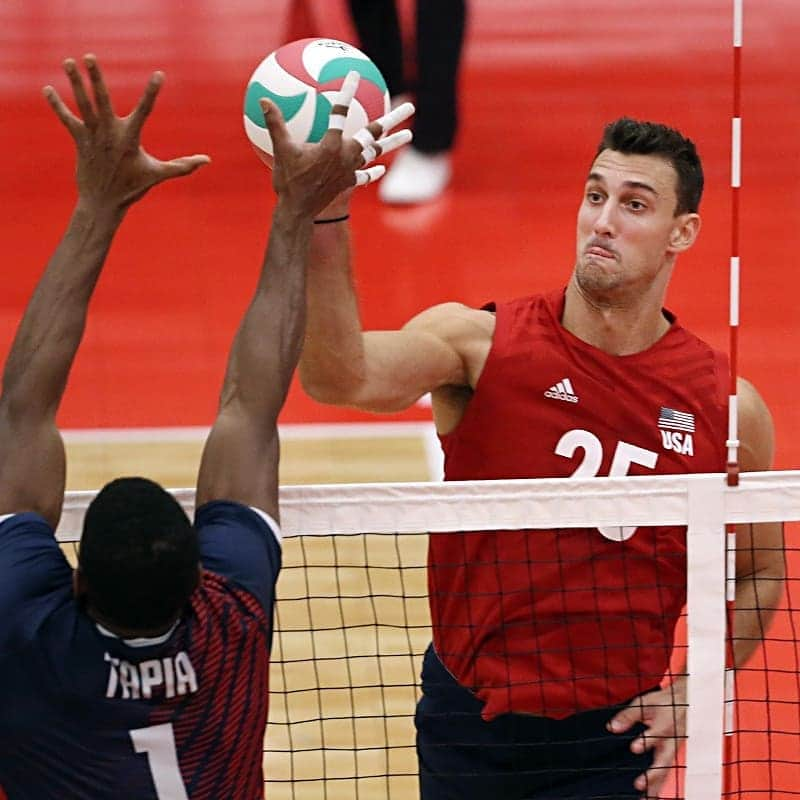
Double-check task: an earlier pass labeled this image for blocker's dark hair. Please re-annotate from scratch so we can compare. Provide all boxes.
[596,117,704,214]
[79,477,199,631]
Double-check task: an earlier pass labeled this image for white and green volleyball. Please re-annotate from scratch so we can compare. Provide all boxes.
[243,37,390,167]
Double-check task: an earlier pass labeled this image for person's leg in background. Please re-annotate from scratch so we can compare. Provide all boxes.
[348,0,467,204]
[379,0,466,204]
[347,0,406,97]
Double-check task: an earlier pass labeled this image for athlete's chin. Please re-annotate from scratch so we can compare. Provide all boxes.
[574,263,624,296]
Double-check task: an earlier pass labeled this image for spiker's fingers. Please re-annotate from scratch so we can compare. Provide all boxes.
[353,127,378,165]
[375,128,413,157]
[355,164,386,187]
[369,100,415,139]
[327,70,360,132]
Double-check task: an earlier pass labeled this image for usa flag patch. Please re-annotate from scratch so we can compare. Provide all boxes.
[658,407,695,433]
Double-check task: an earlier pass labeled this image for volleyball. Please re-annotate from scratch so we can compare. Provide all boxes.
[243,37,390,167]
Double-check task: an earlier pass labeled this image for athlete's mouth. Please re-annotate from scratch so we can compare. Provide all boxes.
[585,240,618,260]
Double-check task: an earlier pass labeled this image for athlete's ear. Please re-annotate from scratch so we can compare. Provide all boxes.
[668,212,701,253]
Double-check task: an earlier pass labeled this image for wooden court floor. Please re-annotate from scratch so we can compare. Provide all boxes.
[63,424,439,491]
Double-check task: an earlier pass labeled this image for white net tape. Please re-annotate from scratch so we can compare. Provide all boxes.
[57,471,800,540]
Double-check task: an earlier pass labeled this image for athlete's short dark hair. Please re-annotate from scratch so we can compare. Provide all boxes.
[79,477,199,631]
[595,117,704,214]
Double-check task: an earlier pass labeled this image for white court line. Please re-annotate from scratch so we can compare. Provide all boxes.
[62,426,212,443]
[62,421,443,479]
[422,425,445,481]
[62,421,438,442]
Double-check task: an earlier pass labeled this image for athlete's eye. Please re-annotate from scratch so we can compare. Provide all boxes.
[586,191,604,204]
[627,200,646,211]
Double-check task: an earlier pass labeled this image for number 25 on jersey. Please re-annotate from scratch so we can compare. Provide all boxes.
[554,428,659,542]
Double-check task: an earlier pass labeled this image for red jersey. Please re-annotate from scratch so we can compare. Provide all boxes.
[432,288,728,721]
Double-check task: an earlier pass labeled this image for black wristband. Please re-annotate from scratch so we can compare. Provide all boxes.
[313,214,350,225]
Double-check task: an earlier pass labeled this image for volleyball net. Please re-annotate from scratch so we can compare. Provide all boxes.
[57,471,800,799]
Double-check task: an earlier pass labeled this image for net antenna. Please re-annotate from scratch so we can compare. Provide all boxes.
[724,0,744,794]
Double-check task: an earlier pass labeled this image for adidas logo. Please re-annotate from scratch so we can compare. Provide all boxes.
[544,377,579,403]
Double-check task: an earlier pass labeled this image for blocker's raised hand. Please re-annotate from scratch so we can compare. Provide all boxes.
[261,70,415,220]
[43,54,210,212]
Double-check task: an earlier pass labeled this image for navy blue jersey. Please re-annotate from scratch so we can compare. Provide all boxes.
[0,500,281,800]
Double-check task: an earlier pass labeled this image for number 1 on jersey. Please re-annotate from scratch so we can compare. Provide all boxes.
[130,723,189,800]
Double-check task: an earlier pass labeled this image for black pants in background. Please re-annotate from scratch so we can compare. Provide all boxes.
[347,0,467,153]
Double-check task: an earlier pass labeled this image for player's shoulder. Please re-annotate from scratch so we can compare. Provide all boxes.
[0,514,75,657]
[0,511,67,569]
[403,302,496,343]
[668,315,727,360]
[736,375,768,409]
[0,511,53,534]
[195,500,281,616]
[735,376,774,471]
[195,500,279,538]
[195,500,281,561]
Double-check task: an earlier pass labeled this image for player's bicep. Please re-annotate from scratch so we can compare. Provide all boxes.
[344,304,491,413]
[195,404,280,521]
[347,328,465,412]
[0,405,65,528]
[735,377,774,472]
[734,377,783,583]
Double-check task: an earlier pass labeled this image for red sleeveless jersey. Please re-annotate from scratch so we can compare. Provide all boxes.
[433,288,728,721]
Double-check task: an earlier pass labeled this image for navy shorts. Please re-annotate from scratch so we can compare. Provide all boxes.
[415,645,654,800]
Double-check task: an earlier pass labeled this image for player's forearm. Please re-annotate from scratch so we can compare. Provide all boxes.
[299,220,370,403]
[670,566,783,684]
[1,203,123,417]
[219,202,313,421]
[731,564,784,668]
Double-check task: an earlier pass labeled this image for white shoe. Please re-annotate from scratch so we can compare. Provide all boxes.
[378,146,452,205]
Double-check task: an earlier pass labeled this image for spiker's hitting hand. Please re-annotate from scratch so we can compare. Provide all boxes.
[42,54,210,212]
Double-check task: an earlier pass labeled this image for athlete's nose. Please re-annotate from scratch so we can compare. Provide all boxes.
[593,201,617,237]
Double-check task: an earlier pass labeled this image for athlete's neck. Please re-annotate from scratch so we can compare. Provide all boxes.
[85,604,181,640]
[562,278,672,355]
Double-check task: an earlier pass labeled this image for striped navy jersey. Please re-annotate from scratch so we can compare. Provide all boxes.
[0,500,281,800]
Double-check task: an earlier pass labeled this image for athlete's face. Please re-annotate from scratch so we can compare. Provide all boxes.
[574,150,700,298]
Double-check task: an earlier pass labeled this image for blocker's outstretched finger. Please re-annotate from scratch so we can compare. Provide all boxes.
[63,58,96,128]
[326,70,361,134]
[83,54,114,117]
[42,86,82,135]
[128,71,165,137]
[259,98,293,156]
[161,154,213,179]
